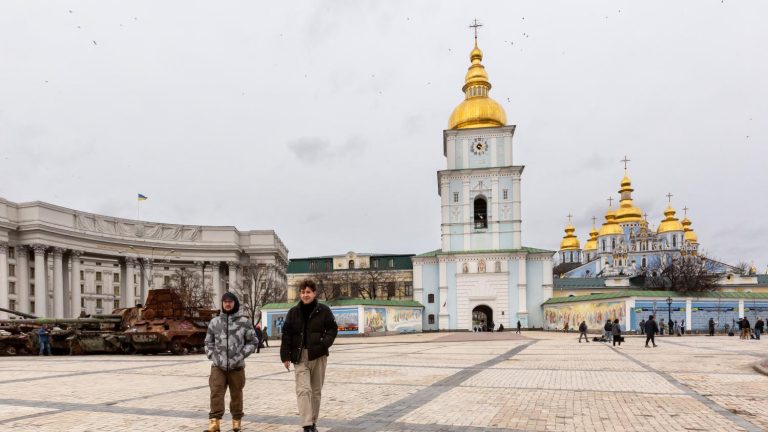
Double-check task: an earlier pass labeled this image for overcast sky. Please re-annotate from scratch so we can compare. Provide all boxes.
[1,1,766,269]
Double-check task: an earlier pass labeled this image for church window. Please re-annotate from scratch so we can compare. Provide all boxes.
[348,260,355,269]
[569,252,573,262]
[428,294,435,304]
[473,197,488,229]
[642,257,647,267]
[428,314,435,324]
[453,192,459,203]
[672,235,677,248]
[611,238,616,249]
[503,189,508,200]
[601,240,606,252]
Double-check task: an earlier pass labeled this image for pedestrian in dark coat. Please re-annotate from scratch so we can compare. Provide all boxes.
[639,319,646,335]
[578,321,589,343]
[644,315,658,347]
[281,279,338,432]
[611,319,622,346]
[708,318,716,336]
[516,320,522,334]
[254,325,264,353]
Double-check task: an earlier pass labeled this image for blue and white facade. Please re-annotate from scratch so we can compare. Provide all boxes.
[412,125,554,330]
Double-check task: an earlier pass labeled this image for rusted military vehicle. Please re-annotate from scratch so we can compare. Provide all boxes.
[120,288,218,355]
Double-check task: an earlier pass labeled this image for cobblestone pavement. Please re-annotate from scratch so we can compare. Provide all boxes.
[0,331,766,431]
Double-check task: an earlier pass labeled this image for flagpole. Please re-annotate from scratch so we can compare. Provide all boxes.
[137,199,140,221]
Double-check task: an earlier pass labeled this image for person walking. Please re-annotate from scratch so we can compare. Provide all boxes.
[205,292,258,432]
[645,315,659,347]
[742,317,751,340]
[281,279,339,432]
[516,320,522,334]
[659,318,665,336]
[603,319,613,343]
[755,317,764,340]
[611,319,623,347]
[262,326,270,347]
[681,319,686,335]
[708,318,716,336]
[578,321,589,343]
[639,319,646,335]
[254,324,264,354]
[674,320,682,337]
[37,324,52,356]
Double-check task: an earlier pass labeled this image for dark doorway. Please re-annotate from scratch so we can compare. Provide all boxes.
[472,305,493,331]
[474,197,488,229]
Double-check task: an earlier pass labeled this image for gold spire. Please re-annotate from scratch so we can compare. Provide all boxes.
[583,219,599,251]
[560,219,580,250]
[681,212,698,244]
[598,207,623,236]
[614,159,643,222]
[657,201,684,233]
[448,29,507,129]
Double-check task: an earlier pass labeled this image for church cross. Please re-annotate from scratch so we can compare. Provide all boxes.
[683,206,689,217]
[620,155,631,171]
[607,196,614,207]
[469,19,483,40]
[643,212,649,221]
[567,213,573,223]
[592,216,597,226]
[666,192,674,203]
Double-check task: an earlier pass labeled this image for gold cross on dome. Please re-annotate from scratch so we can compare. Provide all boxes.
[643,212,649,220]
[592,216,597,226]
[607,196,614,207]
[666,192,674,203]
[620,155,631,171]
[683,206,689,217]
[469,19,483,40]
[567,213,573,223]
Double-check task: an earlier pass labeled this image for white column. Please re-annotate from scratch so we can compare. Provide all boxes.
[517,259,527,313]
[738,300,745,319]
[124,257,136,307]
[512,175,522,249]
[52,247,65,318]
[211,261,222,307]
[71,251,82,317]
[685,298,692,331]
[0,243,8,319]
[16,245,30,313]
[32,244,48,317]
[228,262,239,292]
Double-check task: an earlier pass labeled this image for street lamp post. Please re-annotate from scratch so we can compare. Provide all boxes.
[666,296,673,335]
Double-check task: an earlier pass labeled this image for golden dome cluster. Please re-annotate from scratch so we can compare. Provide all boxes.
[448,42,507,130]
[560,224,580,250]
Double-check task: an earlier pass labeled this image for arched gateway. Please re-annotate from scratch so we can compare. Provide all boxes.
[472,305,493,331]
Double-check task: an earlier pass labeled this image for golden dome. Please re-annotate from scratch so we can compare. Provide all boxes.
[658,205,684,233]
[560,223,581,250]
[614,174,643,222]
[682,217,698,243]
[448,42,507,129]
[583,224,599,251]
[598,209,623,236]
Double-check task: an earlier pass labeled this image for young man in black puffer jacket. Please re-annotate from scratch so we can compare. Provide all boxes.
[281,279,338,432]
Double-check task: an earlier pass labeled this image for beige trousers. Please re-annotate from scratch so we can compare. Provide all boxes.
[209,366,245,420]
[294,351,328,427]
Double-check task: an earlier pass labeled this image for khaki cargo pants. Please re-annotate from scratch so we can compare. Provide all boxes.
[294,351,328,427]
[209,366,246,420]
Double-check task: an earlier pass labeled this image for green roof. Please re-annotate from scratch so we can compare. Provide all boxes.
[554,278,607,289]
[262,299,424,310]
[288,254,414,274]
[415,247,554,258]
[758,275,768,285]
[543,290,768,306]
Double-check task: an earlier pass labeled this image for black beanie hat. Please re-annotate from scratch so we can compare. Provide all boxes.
[221,292,240,315]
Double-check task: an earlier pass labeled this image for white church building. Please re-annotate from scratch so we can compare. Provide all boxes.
[412,38,554,331]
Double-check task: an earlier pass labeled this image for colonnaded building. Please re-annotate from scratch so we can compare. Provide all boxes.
[0,198,288,319]
[412,38,554,331]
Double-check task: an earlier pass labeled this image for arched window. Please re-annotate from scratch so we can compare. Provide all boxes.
[428,294,435,303]
[611,238,616,249]
[569,252,573,262]
[428,314,435,324]
[348,260,355,269]
[601,240,606,252]
[641,257,647,267]
[474,196,488,229]
[672,235,677,248]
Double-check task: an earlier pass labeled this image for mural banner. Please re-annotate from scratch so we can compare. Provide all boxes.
[386,308,422,333]
[364,307,387,333]
[333,308,360,335]
[544,301,625,330]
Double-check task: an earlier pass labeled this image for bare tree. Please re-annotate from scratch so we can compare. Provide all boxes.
[308,270,339,301]
[645,253,720,292]
[236,264,285,326]
[733,261,751,275]
[357,264,407,300]
[163,268,214,315]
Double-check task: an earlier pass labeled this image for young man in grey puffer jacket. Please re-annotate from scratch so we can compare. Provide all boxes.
[205,292,258,432]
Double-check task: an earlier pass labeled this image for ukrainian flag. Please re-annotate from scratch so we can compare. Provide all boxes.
[138,194,148,201]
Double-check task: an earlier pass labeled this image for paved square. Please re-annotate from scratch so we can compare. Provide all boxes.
[0,332,766,431]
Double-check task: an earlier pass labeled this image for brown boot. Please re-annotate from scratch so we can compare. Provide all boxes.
[232,419,242,432]
[207,418,220,432]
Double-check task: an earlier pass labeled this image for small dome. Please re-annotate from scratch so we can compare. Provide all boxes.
[448,41,507,130]
[560,223,580,250]
[658,205,684,233]
[598,209,623,236]
[583,224,599,251]
[614,174,643,222]
[682,217,698,243]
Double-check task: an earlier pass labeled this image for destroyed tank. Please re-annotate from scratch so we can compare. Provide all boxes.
[120,288,218,355]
